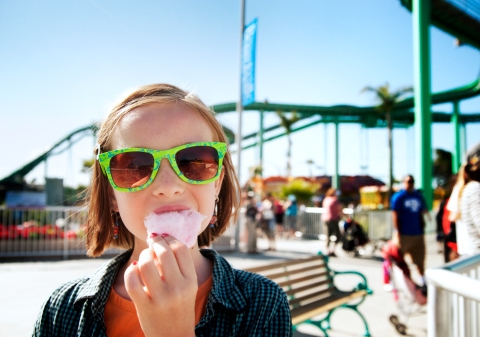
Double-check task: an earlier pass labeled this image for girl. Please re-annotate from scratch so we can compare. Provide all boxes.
[33,84,292,336]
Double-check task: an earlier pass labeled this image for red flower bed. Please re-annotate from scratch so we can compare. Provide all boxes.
[0,224,20,240]
[0,223,80,240]
[16,224,41,239]
[38,224,64,239]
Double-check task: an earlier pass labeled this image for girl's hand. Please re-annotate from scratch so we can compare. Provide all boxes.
[124,234,198,337]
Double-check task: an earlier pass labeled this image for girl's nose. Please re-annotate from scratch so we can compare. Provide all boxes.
[149,158,184,196]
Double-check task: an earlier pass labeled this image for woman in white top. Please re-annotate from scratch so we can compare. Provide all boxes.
[457,143,480,257]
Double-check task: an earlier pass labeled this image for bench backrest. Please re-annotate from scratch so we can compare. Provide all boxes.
[245,255,335,309]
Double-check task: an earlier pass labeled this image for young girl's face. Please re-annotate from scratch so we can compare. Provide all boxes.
[109,101,223,249]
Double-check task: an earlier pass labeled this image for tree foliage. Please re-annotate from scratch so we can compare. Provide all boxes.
[433,149,453,187]
[281,179,319,206]
[361,83,413,117]
[361,83,413,198]
[81,159,95,174]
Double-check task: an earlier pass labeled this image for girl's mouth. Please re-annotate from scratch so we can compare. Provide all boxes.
[152,205,190,215]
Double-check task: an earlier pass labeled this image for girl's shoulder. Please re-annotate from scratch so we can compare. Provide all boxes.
[34,253,130,335]
[33,276,92,336]
[42,276,91,309]
[38,252,130,315]
[233,268,288,300]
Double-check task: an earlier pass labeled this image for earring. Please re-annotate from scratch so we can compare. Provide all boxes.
[209,197,219,228]
[113,212,120,240]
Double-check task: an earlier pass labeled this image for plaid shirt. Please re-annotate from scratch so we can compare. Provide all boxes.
[32,249,292,336]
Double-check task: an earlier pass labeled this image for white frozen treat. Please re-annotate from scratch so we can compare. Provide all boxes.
[144,209,206,248]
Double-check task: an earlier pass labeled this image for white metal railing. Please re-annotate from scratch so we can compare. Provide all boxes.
[0,206,91,259]
[352,210,393,242]
[248,206,393,242]
[426,254,480,337]
[291,207,325,239]
[282,208,435,253]
[0,206,237,259]
[0,206,435,259]
[297,208,402,241]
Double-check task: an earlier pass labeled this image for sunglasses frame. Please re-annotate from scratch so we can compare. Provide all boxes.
[97,142,226,192]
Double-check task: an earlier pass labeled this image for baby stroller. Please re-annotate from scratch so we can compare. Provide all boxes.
[382,241,427,335]
[342,217,369,256]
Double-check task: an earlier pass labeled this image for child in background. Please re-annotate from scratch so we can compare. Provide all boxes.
[33,84,292,336]
[382,239,411,290]
[283,194,298,238]
[342,215,368,255]
[274,197,285,237]
[382,239,427,303]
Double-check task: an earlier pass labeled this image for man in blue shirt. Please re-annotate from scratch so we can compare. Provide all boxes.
[390,175,428,284]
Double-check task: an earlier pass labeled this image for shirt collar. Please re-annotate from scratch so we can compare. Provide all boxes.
[74,250,132,315]
[200,249,247,312]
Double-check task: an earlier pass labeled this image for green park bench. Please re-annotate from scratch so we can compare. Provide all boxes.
[245,254,373,337]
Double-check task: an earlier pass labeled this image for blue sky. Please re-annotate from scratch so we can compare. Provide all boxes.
[1,0,479,189]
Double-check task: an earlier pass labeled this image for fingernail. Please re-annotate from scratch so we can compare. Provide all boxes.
[160,233,169,238]
[132,261,137,266]
[149,233,158,238]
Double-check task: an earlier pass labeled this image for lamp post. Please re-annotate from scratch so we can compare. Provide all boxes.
[236,0,246,183]
[234,0,246,251]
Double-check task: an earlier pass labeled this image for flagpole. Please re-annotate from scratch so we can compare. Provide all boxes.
[234,0,245,251]
[236,0,245,185]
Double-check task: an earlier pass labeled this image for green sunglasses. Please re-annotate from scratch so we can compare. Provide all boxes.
[97,142,226,192]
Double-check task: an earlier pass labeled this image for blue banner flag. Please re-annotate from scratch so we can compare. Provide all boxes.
[242,18,257,107]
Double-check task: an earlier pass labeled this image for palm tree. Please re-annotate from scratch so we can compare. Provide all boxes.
[433,149,453,188]
[361,83,413,199]
[275,110,300,178]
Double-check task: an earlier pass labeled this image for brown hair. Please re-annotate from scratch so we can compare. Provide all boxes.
[325,188,337,197]
[85,84,240,257]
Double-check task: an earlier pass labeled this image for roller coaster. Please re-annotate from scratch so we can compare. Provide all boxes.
[2,0,480,193]
[2,77,479,188]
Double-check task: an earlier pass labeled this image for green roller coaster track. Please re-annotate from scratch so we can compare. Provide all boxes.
[1,77,479,187]
[2,0,480,193]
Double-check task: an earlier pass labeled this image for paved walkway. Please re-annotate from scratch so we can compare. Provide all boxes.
[0,234,443,337]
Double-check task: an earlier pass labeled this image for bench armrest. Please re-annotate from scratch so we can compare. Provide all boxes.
[332,270,373,295]
[318,252,373,295]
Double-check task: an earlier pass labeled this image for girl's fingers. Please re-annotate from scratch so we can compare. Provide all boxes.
[124,260,149,303]
[149,234,181,278]
[150,234,196,281]
[136,248,164,296]
[125,235,197,306]
[162,235,197,280]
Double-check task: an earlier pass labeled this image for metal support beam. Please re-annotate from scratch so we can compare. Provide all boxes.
[413,0,433,209]
[452,101,461,173]
[259,109,264,175]
[333,118,340,190]
[460,124,467,160]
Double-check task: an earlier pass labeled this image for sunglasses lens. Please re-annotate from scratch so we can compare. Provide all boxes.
[176,146,219,181]
[110,152,154,189]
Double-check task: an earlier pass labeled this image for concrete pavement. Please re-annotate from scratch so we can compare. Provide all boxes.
[0,234,443,337]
